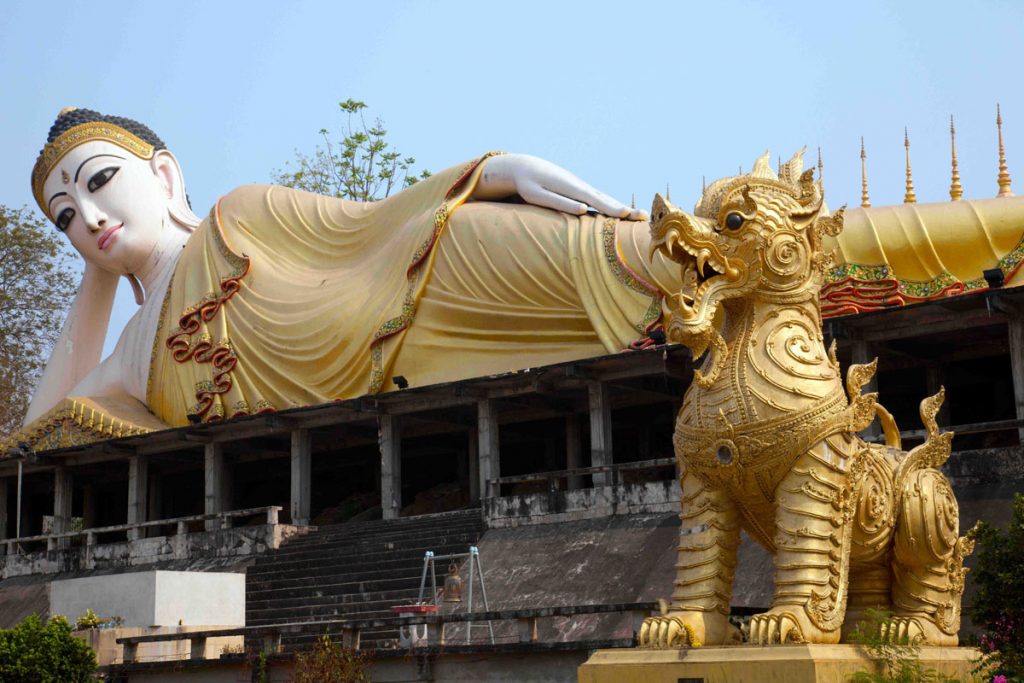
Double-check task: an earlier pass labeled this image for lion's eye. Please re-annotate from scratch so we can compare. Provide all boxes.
[725,213,744,230]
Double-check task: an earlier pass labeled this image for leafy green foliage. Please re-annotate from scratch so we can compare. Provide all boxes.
[273,99,430,202]
[0,614,97,682]
[292,634,367,683]
[73,609,101,630]
[0,205,77,437]
[846,608,959,683]
[255,650,270,683]
[971,493,1024,681]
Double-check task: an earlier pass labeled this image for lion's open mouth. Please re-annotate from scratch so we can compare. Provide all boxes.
[671,241,731,319]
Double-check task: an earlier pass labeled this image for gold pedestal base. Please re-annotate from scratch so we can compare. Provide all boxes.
[578,644,983,683]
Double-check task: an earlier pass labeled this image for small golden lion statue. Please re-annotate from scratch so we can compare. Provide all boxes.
[638,151,973,648]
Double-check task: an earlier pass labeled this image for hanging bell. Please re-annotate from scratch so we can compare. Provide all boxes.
[443,562,463,603]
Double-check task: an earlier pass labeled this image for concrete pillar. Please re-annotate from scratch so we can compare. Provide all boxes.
[0,477,8,541]
[127,456,149,541]
[81,483,97,531]
[468,428,480,504]
[148,473,162,529]
[588,383,613,487]
[53,467,72,548]
[477,400,500,499]
[379,415,402,520]
[565,415,583,491]
[204,442,226,531]
[850,339,881,440]
[290,428,312,526]
[1009,314,1024,444]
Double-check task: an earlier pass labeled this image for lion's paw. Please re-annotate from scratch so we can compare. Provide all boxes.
[748,608,837,645]
[876,616,957,647]
[637,605,739,648]
[638,615,702,648]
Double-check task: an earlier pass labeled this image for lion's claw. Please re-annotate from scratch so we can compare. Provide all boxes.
[878,616,922,644]
[749,611,806,645]
[637,616,701,648]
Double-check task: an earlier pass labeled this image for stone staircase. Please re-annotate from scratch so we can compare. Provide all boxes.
[245,508,484,652]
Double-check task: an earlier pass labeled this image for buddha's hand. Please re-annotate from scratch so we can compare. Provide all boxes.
[473,153,648,221]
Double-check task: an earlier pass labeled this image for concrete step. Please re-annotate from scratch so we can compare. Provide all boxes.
[246,541,477,577]
[246,587,422,613]
[243,509,484,646]
[265,529,481,560]
[248,563,436,592]
[282,511,483,544]
[283,515,483,540]
[248,573,427,600]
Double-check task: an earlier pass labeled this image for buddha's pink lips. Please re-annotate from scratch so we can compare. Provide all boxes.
[98,224,123,251]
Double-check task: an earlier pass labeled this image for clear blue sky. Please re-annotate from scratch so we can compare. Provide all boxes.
[2,0,1022,354]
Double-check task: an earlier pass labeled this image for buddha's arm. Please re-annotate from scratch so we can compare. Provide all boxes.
[23,265,119,425]
[472,154,647,220]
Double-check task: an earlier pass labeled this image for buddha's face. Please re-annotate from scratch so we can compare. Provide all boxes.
[42,140,173,275]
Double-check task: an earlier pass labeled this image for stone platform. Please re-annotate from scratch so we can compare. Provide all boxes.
[578,644,983,683]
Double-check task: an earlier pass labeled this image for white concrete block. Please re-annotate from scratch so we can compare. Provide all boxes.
[50,571,244,627]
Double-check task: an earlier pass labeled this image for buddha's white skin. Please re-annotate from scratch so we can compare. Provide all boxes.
[25,146,646,425]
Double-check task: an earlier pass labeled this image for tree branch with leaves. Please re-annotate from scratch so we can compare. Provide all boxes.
[272,99,430,201]
[0,206,77,437]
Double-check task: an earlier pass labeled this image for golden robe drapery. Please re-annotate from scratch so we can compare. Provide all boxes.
[144,157,673,428]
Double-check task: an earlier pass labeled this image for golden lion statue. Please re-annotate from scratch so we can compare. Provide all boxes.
[638,151,974,648]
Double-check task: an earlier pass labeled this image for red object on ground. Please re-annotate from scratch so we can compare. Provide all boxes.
[390,604,438,615]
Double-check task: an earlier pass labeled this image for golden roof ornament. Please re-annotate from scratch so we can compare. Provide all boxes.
[904,128,917,204]
[997,104,1014,197]
[860,137,871,208]
[950,115,963,201]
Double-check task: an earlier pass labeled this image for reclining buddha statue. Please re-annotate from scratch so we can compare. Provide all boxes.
[19,107,680,444]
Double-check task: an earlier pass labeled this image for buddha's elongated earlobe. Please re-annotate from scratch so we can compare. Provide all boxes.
[126,273,145,305]
[151,150,200,231]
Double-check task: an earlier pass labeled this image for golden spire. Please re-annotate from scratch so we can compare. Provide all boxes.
[860,137,871,208]
[702,176,706,194]
[631,193,635,209]
[997,104,1014,197]
[666,184,671,201]
[949,115,963,201]
[904,128,916,204]
[777,155,782,175]
[817,146,823,181]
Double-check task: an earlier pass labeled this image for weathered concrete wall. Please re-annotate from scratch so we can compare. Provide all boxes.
[485,481,679,528]
[0,524,306,579]
[76,626,243,666]
[51,571,245,628]
[0,575,48,627]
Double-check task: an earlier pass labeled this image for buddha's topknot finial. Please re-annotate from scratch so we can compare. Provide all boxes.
[904,128,917,204]
[860,137,871,208]
[950,115,963,201]
[997,104,1014,197]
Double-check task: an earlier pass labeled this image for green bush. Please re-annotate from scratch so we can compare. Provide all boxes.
[846,608,959,683]
[292,635,367,683]
[971,493,1024,681]
[0,614,97,682]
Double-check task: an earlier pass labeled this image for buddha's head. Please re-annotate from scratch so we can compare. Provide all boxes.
[32,108,200,284]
